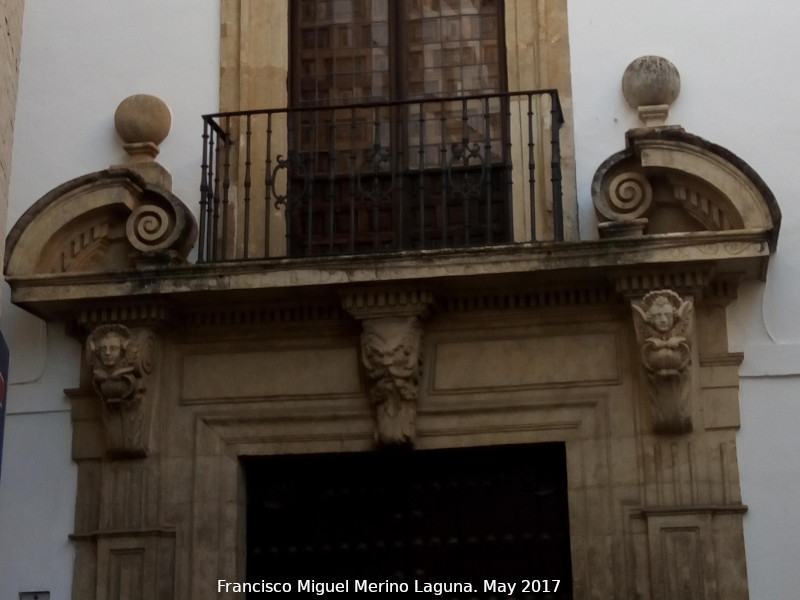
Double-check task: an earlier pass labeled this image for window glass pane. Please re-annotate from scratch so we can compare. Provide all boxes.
[405,0,501,99]
[296,0,390,106]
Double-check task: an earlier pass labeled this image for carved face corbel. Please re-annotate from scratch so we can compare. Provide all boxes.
[360,316,423,447]
[631,290,694,434]
[86,324,157,457]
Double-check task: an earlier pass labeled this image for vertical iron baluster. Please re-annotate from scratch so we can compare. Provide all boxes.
[199,119,210,262]
[349,107,357,254]
[439,99,447,248]
[243,114,252,258]
[461,97,469,246]
[504,96,514,246]
[372,104,381,251]
[308,107,317,256]
[483,96,493,244]
[264,111,273,257]
[285,110,295,254]
[528,93,536,242]
[221,116,231,260]
[328,110,337,253]
[212,130,222,260]
[550,91,564,241]
[418,101,426,249]
[394,104,404,250]
[206,129,216,259]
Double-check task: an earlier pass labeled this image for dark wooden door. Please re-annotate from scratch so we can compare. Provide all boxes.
[245,443,573,598]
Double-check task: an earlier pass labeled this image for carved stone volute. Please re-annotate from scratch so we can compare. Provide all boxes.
[4,95,197,278]
[86,324,157,457]
[591,128,780,248]
[632,290,694,434]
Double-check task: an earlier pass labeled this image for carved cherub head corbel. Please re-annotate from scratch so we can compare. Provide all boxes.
[631,289,695,434]
[633,289,692,340]
[85,324,157,457]
[87,324,134,373]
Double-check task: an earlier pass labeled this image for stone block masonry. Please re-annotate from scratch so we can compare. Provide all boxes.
[0,0,25,272]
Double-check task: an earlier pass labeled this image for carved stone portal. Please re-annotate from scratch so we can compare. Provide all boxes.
[632,290,694,434]
[86,324,157,457]
[360,316,423,446]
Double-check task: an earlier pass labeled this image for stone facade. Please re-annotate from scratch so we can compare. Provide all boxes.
[0,4,785,600]
[0,0,25,273]
[4,116,779,597]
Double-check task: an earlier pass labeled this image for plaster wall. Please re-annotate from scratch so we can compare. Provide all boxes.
[0,0,798,598]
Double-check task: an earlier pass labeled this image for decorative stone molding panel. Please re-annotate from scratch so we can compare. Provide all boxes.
[632,290,694,434]
[4,167,197,276]
[86,324,158,457]
[592,127,780,248]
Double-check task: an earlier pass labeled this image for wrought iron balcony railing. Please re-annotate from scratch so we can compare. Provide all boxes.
[199,89,564,262]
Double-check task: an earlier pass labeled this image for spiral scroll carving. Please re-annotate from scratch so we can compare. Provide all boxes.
[606,172,653,219]
[126,204,175,252]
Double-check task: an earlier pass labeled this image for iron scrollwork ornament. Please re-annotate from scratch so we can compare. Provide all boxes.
[357,143,395,204]
[448,141,487,203]
[271,152,311,210]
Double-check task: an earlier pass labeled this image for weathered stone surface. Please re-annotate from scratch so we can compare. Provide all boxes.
[622,55,681,126]
[592,128,780,250]
[632,290,695,434]
[0,0,25,277]
[4,168,197,278]
[115,94,172,147]
[85,324,158,457]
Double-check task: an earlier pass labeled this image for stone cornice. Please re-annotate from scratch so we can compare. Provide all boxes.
[6,229,771,320]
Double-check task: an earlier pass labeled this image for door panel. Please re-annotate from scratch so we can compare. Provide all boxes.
[245,443,573,599]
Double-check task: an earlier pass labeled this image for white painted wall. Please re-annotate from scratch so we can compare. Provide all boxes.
[5,0,220,229]
[1,1,798,598]
[0,315,79,598]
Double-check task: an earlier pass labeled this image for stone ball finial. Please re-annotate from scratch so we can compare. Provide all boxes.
[622,56,680,127]
[114,94,172,162]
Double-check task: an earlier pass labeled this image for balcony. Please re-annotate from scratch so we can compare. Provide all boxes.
[198,90,565,261]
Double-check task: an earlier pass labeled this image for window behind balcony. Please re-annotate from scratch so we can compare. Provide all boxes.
[287,0,509,255]
[293,0,505,104]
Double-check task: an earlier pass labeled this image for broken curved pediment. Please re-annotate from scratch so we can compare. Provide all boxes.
[592,128,780,248]
[4,167,197,276]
